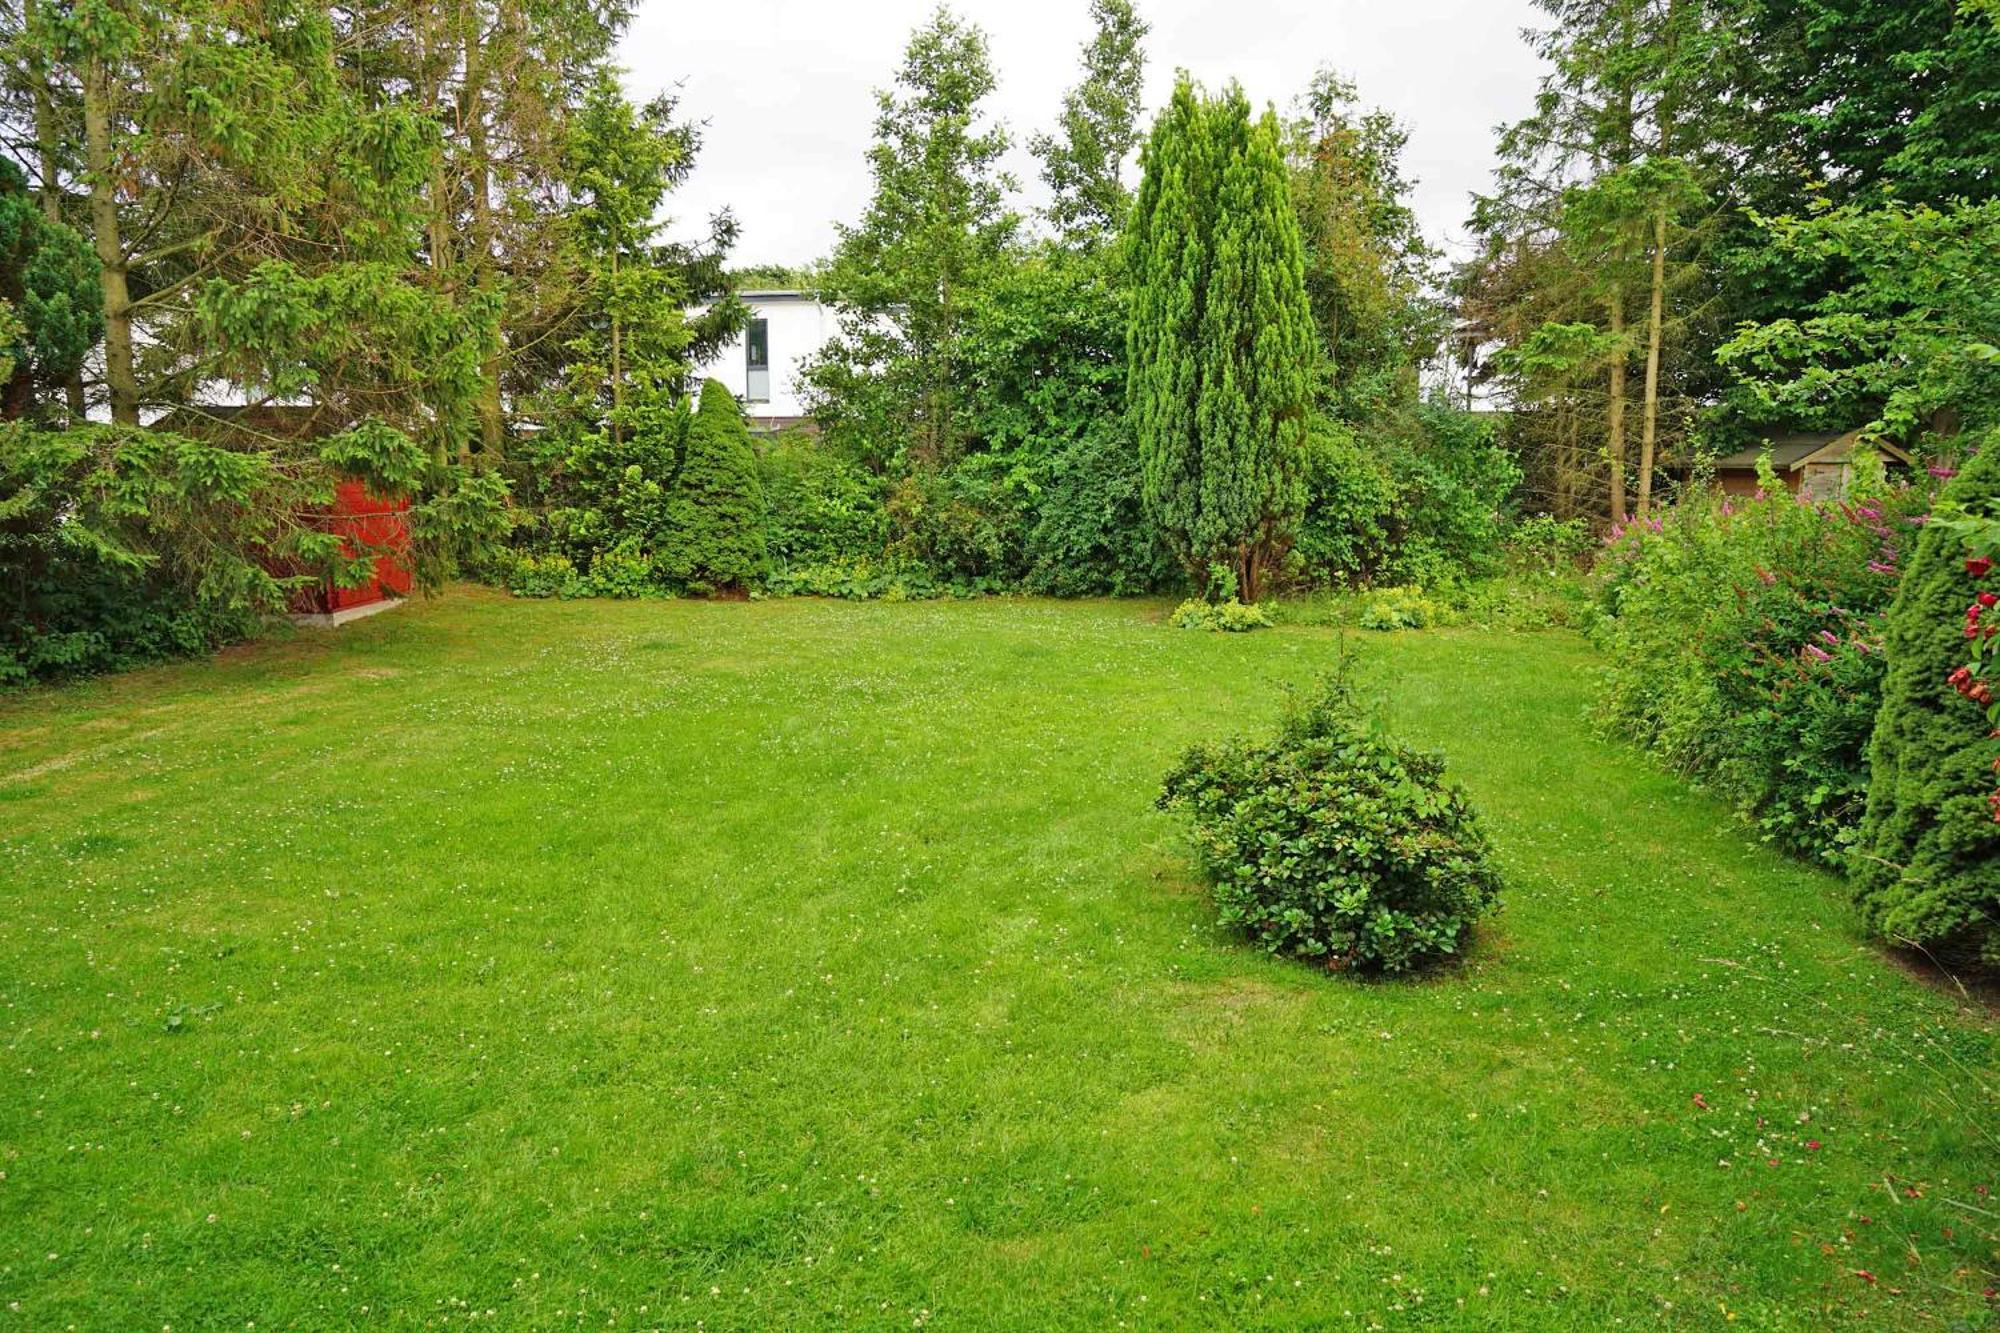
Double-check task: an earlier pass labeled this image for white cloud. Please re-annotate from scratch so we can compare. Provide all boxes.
[620,0,1548,268]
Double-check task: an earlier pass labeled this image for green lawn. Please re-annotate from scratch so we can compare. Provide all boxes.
[1,591,1993,1330]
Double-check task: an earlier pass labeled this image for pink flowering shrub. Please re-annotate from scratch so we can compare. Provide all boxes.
[1592,464,1938,863]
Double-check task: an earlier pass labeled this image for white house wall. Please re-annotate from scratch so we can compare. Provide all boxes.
[691,293,833,425]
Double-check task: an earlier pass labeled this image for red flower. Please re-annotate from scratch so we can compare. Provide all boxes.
[1969,556,1996,578]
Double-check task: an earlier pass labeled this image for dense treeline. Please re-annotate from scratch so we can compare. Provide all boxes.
[1462,0,2000,522]
[0,0,738,678]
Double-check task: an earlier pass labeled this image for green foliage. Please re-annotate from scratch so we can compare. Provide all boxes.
[1168,597,1272,632]
[1505,513,1594,574]
[1022,425,1178,596]
[1295,416,1395,582]
[1379,403,1523,586]
[1126,77,1315,601]
[761,554,949,602]
[758,431,888,569]
[1594,477,1933,864]
[1285,70,1443,422]
[1716,200,2000,447]
[1029,0,1147,245]
[959,246,1174,595]
[1159,670,1503,972]
[0,420,504,683]
[1853,445,2000,966]
[807,8,1019,467]
[657,380,766,593]
[0,160,98,421]
[501,552,584,600]
[1357,585,1447,632]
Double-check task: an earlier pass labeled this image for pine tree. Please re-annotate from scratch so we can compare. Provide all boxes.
[0,159,97,421]
[1852,444,2000,967]
[661,378,767,594]
[1126,77,1312,601]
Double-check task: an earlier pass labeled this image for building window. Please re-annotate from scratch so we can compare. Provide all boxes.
[745,318,770,403]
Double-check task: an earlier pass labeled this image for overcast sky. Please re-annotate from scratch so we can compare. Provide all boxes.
[620,0,1550,271]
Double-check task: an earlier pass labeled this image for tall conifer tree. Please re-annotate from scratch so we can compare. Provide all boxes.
[1126,78,1312,600]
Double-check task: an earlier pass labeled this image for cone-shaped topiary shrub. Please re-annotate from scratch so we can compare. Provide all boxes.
[660,378,767,593]
[1852,444,2000,967]
[1158,670,1502,973]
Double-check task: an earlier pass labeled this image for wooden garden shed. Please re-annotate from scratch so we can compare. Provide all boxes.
[1709,430,1913,501]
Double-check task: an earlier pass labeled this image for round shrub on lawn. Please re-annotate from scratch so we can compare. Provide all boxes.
[1158,673,1502,973]
[1851,444,2000,967]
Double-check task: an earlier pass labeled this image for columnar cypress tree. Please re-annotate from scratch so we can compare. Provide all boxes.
[1126,77,1312,600]
[662,378,767,594]
[1852,444,2000,967]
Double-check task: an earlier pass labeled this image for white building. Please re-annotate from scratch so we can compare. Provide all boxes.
[691,289,833,432]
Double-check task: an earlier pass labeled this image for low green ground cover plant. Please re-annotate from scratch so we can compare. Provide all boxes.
[1159,668,1503,972]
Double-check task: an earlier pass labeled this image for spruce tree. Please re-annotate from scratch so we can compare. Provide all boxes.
[662,379,767,594]
[1126,77,1312,600]
[1852,444,2000,966]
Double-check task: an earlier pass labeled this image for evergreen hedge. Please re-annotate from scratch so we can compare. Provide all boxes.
[1852,445,2000,967]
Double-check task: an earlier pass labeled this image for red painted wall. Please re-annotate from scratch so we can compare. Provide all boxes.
[291,481,413,615]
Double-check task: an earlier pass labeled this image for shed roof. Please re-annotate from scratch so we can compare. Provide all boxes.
[1712,430,1913,473]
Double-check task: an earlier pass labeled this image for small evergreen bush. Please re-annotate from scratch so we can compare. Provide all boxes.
[1852,445,2000,966]
[1158,671,1503,973]
[658,379,767,594]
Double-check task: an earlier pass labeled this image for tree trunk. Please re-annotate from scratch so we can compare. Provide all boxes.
[83,55,137,426]
[462,9,504,460]
[25,0,89,419]
[1605,280,1628,525]
[1637,201,1669,519]
[609,243,622,447]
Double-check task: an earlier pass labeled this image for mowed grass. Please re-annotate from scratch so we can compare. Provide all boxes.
[0,590,1994,1331]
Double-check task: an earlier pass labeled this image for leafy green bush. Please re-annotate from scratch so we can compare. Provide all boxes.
[1168,598,1273,632]
[1292,404,1520,590]
[1023,427,1179,596]
[1158,671,1503,973]
[1378,402,1523,587]
[1296,416,1396,583]
[1594,468,1934,864]
[758,431,887,568]
[1852,445,2000,966]
[885,461,1028,587]
[762,555,948,602]
[1357,585,1449,631]
[1505,514,1593,574]
[2,421,503,685]
[502,552,584,599]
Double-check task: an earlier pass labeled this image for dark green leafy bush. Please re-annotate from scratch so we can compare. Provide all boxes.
[1023,426,1179,596]
[1159,672,1503,973]
[1853,444,2000,966]
[1295,416,1395,583]
[1293,403,1520,590]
